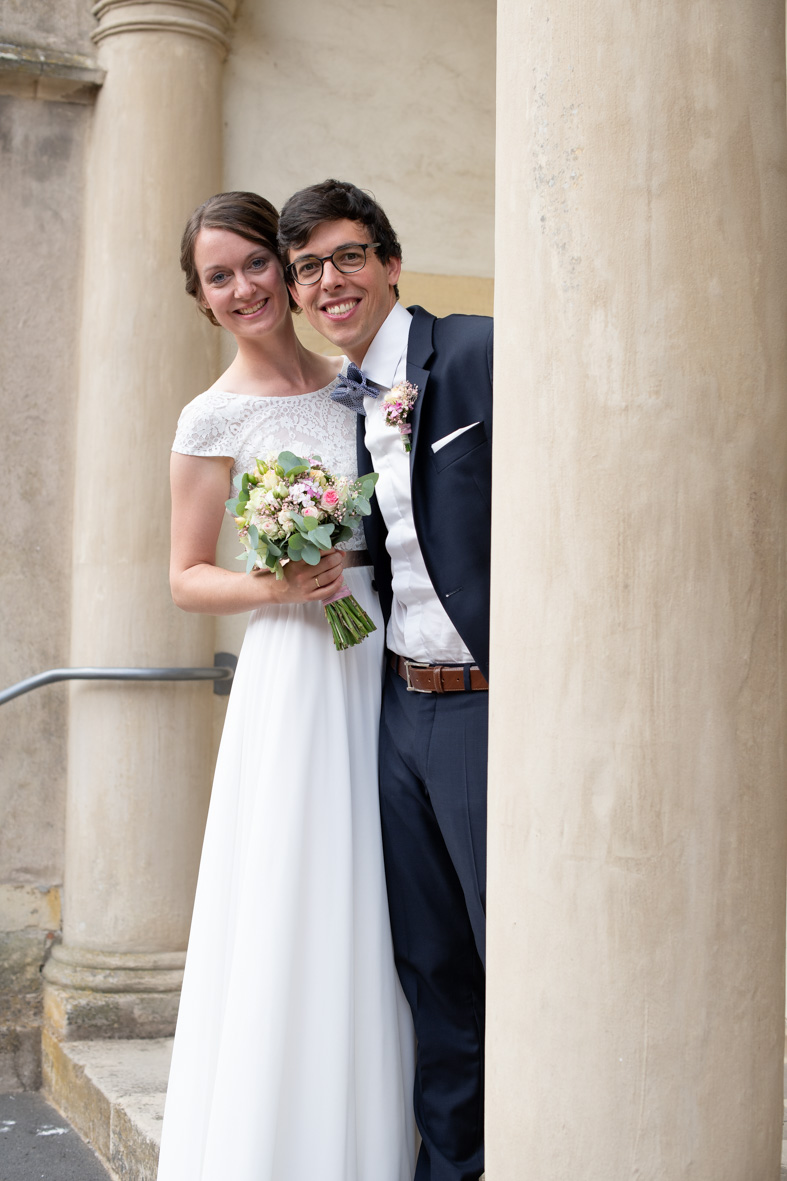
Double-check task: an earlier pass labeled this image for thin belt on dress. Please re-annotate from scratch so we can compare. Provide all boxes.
[342,550,373,568]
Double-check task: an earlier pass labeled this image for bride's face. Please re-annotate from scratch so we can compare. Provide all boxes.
[194,227,290,338]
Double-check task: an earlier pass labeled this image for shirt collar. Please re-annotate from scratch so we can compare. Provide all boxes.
[358,302,412,390]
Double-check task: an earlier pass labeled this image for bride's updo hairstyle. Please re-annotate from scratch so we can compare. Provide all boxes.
[180,191,298,325]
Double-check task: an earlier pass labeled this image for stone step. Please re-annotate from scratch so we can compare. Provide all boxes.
[41,1029,170,1181]
[39,1029,787,1181]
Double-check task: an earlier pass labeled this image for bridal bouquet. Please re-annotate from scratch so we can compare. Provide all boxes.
[227,450,379,651]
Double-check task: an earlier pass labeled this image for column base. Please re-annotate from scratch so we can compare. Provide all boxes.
[43,945,184,1040]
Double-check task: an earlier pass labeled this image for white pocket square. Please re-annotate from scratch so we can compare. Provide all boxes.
[431,422,481,453]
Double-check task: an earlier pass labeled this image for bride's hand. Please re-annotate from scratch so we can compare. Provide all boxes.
[272,549,346,604]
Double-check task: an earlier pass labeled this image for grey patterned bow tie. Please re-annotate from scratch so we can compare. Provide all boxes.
[331,362,381,416]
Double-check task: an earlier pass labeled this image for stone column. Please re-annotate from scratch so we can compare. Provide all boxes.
[487,2,787,1178]
[43,0,235,1039]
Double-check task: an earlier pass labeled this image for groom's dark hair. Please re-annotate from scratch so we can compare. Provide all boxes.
[278,179,402,299]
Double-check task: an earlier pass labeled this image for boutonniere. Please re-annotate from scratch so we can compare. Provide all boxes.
[381,381,420,453]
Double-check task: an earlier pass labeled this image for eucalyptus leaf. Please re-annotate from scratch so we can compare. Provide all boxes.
[357,472,379,496]
[300,542,321,566]
[277,450,304,473]
[247,524,259,550]
[300,515,319,532]
[245,551,258,574]
[310,525,334,549]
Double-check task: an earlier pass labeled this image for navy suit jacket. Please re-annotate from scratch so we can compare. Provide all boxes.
[358,305,494,680]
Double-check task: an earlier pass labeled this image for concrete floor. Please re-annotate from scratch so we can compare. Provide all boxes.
[0,1091,110,1181]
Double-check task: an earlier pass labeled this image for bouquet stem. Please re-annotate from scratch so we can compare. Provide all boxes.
[323,594,377,651]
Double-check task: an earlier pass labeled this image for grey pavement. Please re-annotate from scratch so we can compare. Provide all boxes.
[0,1092,110,1181]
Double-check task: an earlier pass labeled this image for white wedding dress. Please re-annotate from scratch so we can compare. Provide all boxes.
[158,382,415,1181]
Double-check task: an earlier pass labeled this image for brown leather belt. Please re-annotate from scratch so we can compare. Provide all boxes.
[389,653,489,693]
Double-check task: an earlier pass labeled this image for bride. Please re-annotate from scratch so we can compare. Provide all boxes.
[156,191,415,1181]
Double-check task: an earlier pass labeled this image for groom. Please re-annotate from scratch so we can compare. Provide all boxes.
[279,180,492,1181]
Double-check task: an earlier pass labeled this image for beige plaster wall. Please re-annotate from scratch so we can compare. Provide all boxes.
[0,0,95,54]
[222,0,496,278]
[0,92,87,883]
[0,23,93,1080]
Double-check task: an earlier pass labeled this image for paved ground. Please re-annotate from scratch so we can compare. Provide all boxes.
[0,1092,110,1181]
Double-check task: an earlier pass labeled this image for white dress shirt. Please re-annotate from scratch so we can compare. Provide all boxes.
[359,302,474,664]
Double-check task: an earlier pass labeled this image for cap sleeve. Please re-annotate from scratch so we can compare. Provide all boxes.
[172,393,236,458]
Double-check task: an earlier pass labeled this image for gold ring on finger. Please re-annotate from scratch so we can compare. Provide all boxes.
[314,575,321,588]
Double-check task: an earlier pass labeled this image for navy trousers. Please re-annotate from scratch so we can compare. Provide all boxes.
[379,664,487,1181]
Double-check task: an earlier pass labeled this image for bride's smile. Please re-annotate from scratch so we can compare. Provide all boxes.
[235,296,268,316]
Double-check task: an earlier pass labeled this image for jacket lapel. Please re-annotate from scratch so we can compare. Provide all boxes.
[356,413,372,476]
[405,306,436,465]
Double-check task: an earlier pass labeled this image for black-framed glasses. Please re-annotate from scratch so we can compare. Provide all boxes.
[286,242,381,286]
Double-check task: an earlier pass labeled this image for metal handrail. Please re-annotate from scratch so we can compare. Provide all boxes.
[0,653,237,706]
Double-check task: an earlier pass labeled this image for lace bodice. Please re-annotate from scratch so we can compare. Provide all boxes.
[172,381,365,549]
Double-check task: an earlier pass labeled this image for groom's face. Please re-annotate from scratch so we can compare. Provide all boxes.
[286,218,401,365]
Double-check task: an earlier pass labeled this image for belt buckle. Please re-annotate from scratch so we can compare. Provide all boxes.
[404,659,433,693]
